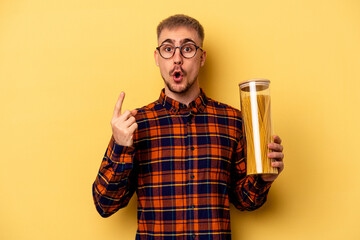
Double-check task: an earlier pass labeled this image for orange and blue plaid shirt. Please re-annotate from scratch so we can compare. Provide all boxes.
[93,89,272,240]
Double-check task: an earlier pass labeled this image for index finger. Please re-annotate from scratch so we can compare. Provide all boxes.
[272,135,282,144]
[113,92,125,119]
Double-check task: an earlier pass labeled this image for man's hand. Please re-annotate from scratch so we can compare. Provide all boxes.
[261,135,284,182]
[111,92,138,147]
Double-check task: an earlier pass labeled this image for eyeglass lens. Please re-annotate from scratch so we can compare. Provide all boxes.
[159,44,197,59]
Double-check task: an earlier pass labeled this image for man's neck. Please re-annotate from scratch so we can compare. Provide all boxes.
[164,83,201,106]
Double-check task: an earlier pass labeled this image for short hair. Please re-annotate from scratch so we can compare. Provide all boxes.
[157,14,205,45]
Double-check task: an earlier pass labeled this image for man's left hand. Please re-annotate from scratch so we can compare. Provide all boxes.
[261,135,284,182]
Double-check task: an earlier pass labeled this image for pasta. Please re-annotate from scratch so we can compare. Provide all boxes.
[240,91,278,175]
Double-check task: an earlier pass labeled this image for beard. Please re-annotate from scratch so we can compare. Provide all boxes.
[162,67,197,94]
[162,76,197,94]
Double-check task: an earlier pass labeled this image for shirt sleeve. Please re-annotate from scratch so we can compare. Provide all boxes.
[92,136,137,217]
[229,131,272,211]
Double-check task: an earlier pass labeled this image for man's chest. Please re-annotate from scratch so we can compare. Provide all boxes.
[134,113,240,187]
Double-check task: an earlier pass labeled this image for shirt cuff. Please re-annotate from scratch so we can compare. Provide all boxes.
[253,175,272,189]
[113,141,135,154]
[108,136,135,163]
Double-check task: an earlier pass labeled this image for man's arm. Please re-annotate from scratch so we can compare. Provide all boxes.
[229,139,272,211]
[229,134,284,211]
[92,137,137,217]
[92,92,138,217]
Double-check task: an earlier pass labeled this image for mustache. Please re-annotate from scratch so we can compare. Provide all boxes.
[169,67,186,76]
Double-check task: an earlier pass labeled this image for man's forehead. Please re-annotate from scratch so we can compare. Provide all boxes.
[158,27,200,45]
[160,38,197,46]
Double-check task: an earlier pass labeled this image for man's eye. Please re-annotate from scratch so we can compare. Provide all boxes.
[183,45,194,52]
[164,46,174,52]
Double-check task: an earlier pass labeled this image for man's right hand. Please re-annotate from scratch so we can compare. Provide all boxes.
[111,92,138,147]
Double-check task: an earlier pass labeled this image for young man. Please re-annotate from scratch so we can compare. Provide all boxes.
[93,14,284,240]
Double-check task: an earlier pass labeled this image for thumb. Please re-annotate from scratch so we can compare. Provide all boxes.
[131,109,138,116]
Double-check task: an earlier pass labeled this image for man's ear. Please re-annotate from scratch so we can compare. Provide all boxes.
[154,50,159,66]
[200,50,206,67]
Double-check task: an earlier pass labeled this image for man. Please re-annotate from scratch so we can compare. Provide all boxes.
[93,14,284,240]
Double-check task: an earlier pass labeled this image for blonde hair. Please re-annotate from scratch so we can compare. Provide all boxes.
[157,14,205,45]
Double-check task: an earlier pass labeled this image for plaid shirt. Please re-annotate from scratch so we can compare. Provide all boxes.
[93,89,272,240]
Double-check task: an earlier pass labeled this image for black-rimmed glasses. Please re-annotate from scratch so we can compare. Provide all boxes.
[156,43,203,59]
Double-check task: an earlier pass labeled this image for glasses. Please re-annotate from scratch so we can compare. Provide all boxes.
[156,43,203,59]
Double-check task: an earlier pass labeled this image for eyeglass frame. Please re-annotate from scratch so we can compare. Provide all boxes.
[156,43,203,59]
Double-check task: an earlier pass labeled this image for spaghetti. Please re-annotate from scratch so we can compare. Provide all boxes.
[239,80,278,175]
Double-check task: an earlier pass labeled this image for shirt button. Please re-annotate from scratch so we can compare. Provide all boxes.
[190,146,195,151]
[190,174,195,179]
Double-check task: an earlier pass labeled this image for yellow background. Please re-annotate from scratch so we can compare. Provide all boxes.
[1,0,359,239]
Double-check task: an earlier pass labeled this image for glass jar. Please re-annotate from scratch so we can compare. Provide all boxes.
[239,79,278,175]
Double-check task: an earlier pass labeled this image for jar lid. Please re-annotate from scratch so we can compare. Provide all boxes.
[238,78,270,86]
[239,79,270,91]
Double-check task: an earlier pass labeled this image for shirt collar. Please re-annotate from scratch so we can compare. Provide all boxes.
[158,88,208,114]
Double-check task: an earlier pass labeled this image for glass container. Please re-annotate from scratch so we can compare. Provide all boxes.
[239,79,278,175]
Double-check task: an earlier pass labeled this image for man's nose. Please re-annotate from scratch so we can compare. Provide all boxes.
[173,47,183,65]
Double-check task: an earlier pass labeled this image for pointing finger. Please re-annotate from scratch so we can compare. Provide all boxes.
[113,92,125,119]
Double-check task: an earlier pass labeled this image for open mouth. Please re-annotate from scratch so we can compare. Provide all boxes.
[173,71,183,81]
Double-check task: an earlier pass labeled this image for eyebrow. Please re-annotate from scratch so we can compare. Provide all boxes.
[160,38,197,45]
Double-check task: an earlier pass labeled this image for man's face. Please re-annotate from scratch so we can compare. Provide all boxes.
[155,27,206,95]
